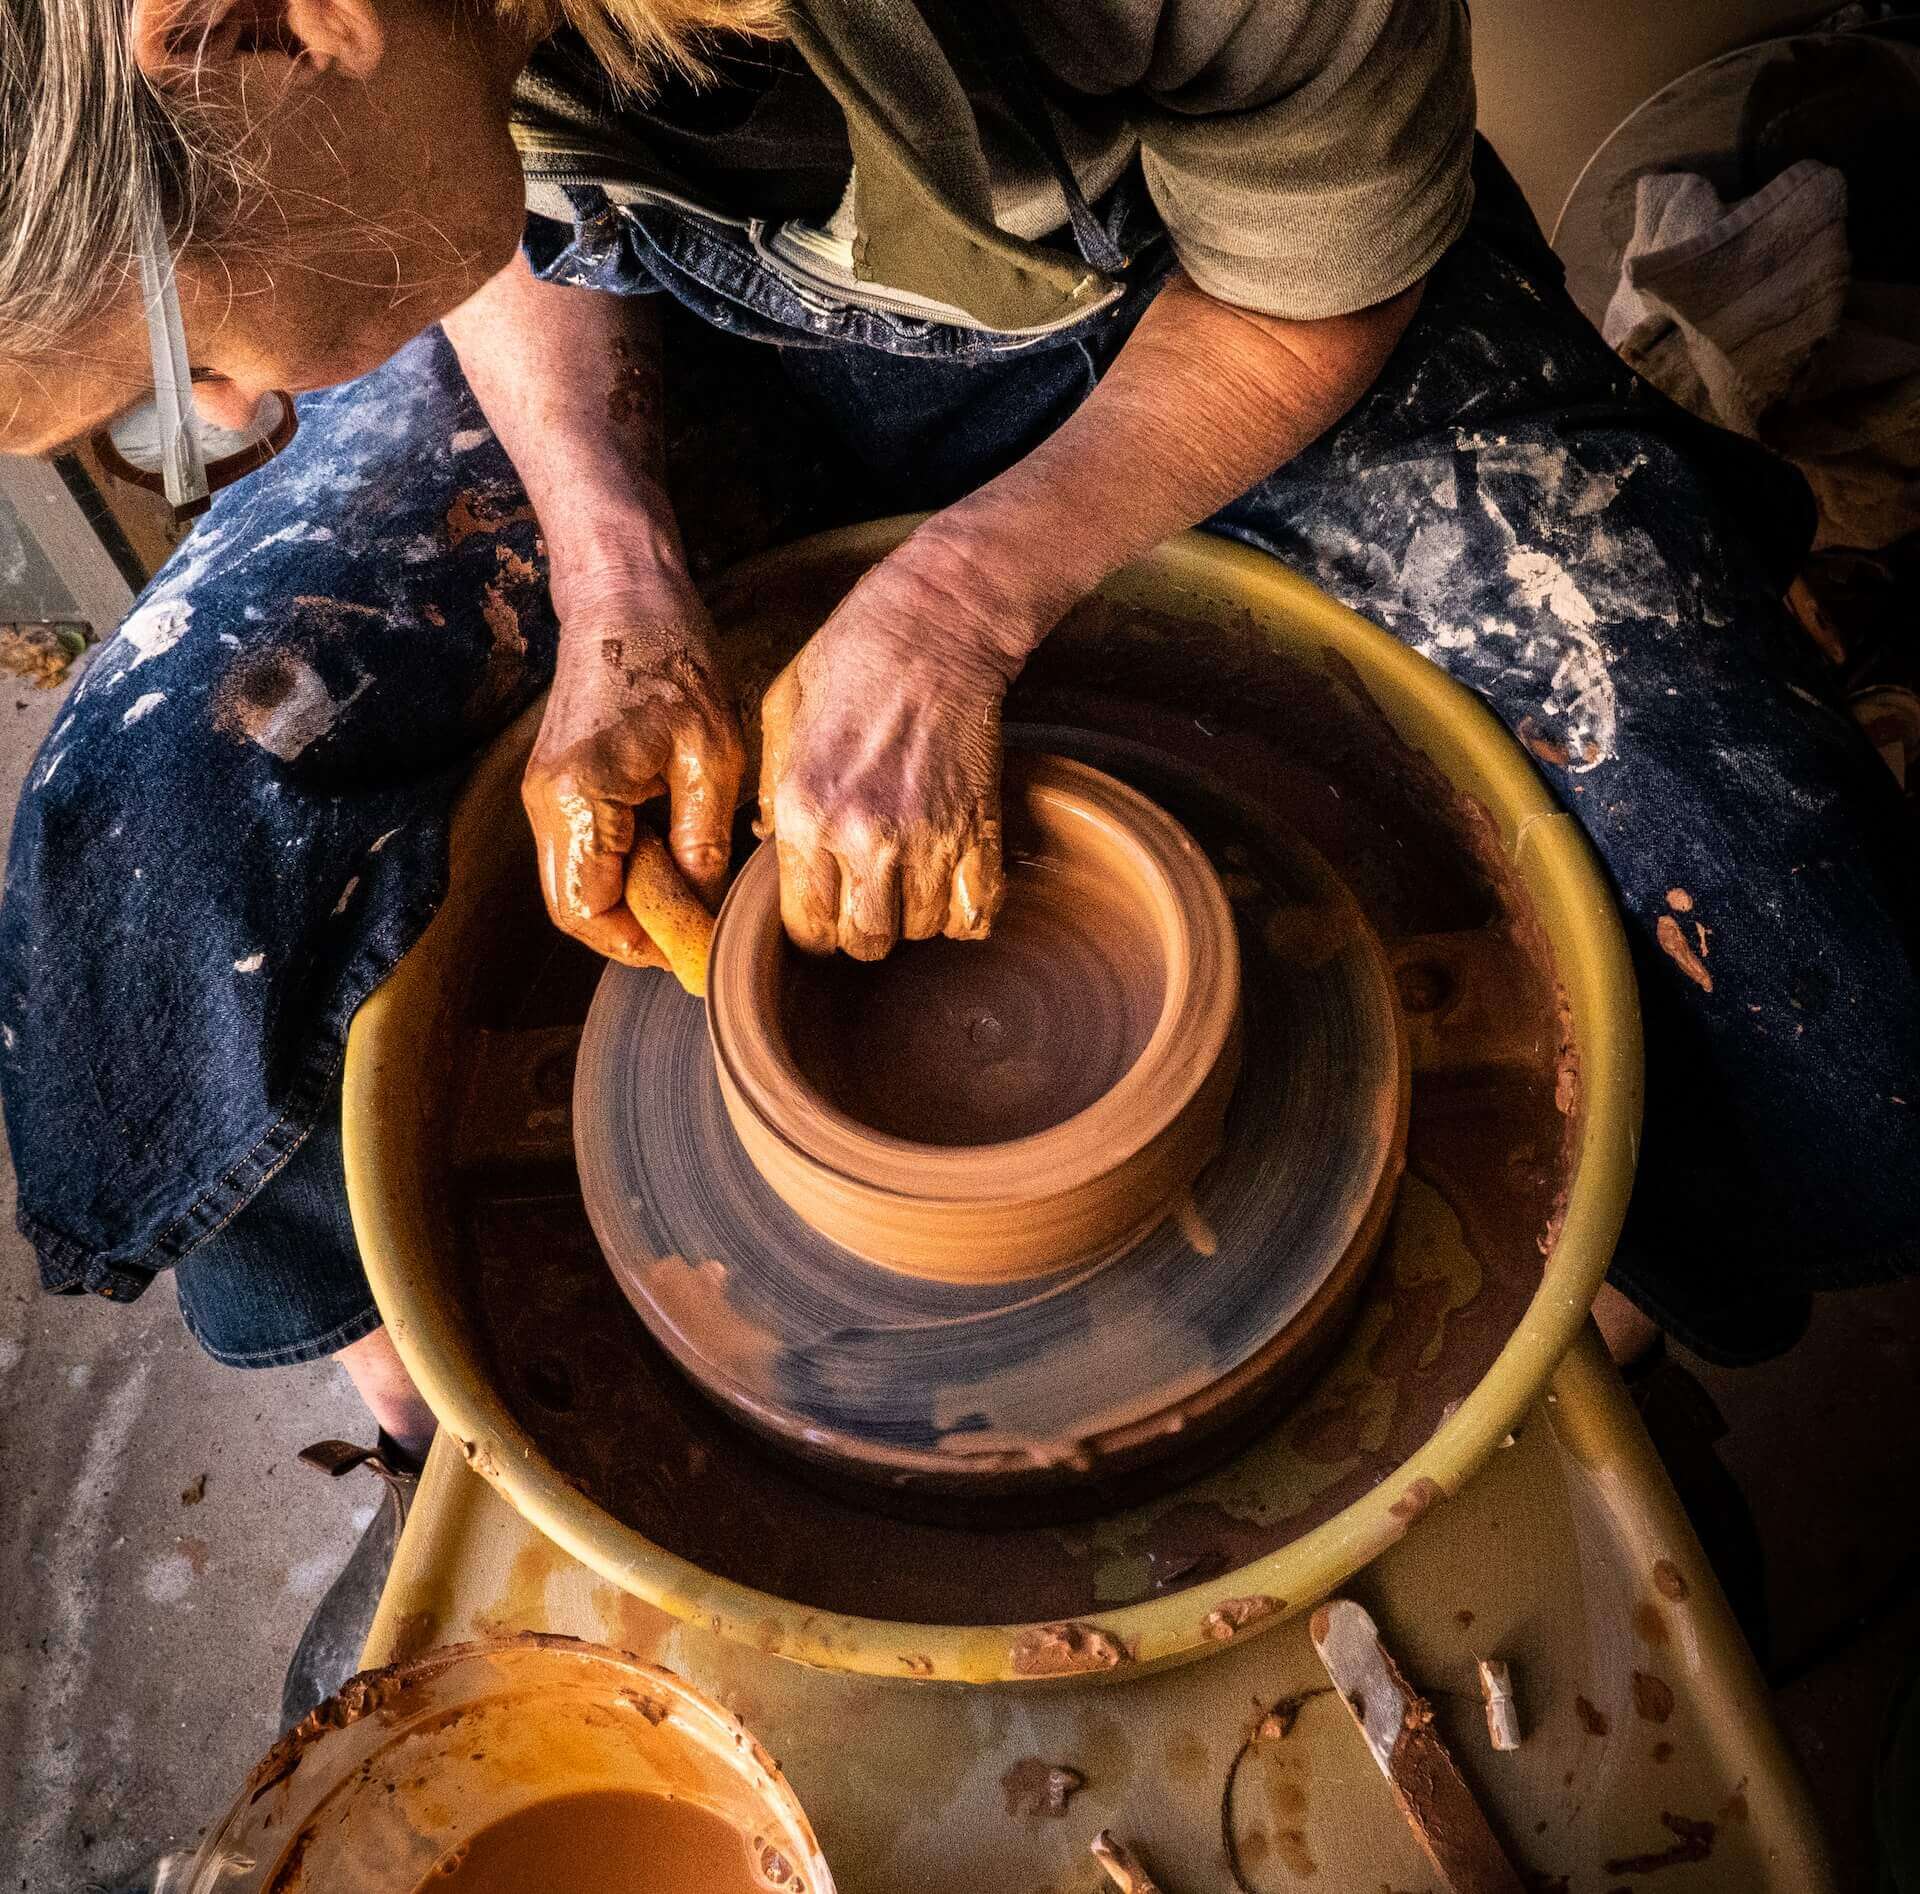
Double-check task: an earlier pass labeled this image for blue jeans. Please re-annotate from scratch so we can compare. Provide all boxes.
[4,144,1915,1365]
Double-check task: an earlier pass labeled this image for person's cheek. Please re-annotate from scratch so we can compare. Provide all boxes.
[193,378,269,432]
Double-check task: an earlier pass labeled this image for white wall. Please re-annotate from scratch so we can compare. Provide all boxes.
[1472,0,1833,229]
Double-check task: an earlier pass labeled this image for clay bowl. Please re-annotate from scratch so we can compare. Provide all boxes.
[705,754,1241,1282]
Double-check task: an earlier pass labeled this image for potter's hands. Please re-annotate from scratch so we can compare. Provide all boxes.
[758,538,1044,960]
[523,576,745,975]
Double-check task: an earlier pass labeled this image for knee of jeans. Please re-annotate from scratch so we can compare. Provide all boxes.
[23,345,551,813]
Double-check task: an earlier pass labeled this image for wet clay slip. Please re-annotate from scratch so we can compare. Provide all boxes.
[574,730,1411,1509]
[707,754,1242,1282]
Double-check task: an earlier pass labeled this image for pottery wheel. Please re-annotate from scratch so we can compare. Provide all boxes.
[575,732,1410,1508]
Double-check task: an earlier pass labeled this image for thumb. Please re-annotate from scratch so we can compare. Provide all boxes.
[756,664,797,841]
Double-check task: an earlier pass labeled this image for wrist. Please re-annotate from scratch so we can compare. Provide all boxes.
[547,499,695,629]
[892,512,1084,676]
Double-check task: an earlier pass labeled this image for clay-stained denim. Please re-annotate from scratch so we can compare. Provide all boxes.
[3,144,1914,1363]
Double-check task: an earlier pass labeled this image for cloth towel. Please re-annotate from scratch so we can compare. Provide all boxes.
[1605,160,1920,549]
[1603,159,1851,437]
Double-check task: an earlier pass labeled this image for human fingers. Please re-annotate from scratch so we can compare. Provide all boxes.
[836,840,903,961]
[570,904,670,971]
[664,706,746,910]
[901,834,960,941]
[755,663,798,843]
[776,831,841,955]
[526,769,636,935]
[945,817,1004,942]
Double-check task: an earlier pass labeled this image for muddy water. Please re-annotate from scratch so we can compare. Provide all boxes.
[413,1791,758,1894]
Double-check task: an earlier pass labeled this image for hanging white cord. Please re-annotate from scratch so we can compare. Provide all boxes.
[132,181,209,515]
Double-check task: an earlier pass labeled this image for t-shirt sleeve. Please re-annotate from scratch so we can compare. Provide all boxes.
[1027,0,1477,320]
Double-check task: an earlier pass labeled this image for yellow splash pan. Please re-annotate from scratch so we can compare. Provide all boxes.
[344,520,1642,1685]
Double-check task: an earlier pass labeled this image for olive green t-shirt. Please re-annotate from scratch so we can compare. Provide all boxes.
[514,0,1475,324]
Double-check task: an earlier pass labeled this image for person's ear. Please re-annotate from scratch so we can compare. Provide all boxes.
[130,0,386,86]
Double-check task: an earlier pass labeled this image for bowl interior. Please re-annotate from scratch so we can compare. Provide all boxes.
[190,1640,831,1894]
[775,773,1172,1148]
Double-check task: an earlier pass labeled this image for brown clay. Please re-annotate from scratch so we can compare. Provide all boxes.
[575,733,1408,1511]
[409,1790,758,1894]
[706,754,1242,1283]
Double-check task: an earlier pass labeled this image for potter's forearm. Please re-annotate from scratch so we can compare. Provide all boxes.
[922,273,1422,650]
[442,251,688,617]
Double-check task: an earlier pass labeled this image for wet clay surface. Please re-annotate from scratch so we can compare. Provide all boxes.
[780,837,1163,1147]
[693,754,1246,1288]
[452,567,1577,1625]
[577,740,1394,1498]
[409,1790,758,1894]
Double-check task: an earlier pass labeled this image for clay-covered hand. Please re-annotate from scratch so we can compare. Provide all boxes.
[523,577,745,978]
[757,543,1041,959]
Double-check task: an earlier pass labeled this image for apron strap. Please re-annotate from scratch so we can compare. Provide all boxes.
[931,0,1132,277]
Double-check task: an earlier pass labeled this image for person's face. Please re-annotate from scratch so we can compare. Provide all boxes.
[0,0,534,457]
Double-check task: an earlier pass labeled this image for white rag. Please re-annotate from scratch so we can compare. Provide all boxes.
[1603,159,1852,438]
[1605,160,1920,547]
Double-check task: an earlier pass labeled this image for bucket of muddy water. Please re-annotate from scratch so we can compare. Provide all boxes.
[185,1635,832,1893]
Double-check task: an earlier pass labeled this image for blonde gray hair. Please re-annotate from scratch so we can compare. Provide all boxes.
[0,0,782,359]
[0,0,242,357]
[507,0,785,90]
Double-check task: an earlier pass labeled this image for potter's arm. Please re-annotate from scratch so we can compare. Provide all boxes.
[444,254,743,976]
[759,273,1421,958]
[927,273,1421,619]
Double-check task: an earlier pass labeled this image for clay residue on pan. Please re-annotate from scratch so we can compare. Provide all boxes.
[1172,1192,1219,1256]
[457,589,1583,1626]
[998,1757,1086,1818]
[1009,1621,1132,1677]
[1388,1475,1446,1525]
[1656,912,1713,992]
[243,1663,420,1810]
[1633,1600,1670,1646]
[1652,1558,1690,1601]
[1259,900,1352,970]
[1602,1811,1716,1876]
[1367,1274,1456,1380]
[1631,1670,1675,1724]
[1202,1595,1284,1641]
[1574,1694,1610,1737]
[629,1255,780,1392]
[1124,1501,1282,1600]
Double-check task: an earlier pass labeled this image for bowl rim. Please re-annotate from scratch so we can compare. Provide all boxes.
[344,519,1642,1685]
[189,1635,834,1893]
[706,751,1240,1204]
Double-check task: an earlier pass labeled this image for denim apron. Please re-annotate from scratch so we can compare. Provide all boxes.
[4,134,1916,1367]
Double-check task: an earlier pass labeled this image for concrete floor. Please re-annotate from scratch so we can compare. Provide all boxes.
[0,670,368,1894]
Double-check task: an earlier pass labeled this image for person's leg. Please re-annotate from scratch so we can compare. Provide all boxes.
[1209,145,1920,1362]
[2,321,556,1392]
[336,1329,437,1459]
[170,1087,435,1453]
